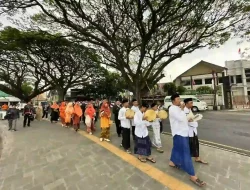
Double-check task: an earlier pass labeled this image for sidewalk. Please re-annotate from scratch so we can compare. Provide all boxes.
[0,119,249,190]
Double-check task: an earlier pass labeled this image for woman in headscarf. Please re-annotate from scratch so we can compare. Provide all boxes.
[73,102,83,132]
[65,102,74,128]
[50,102,59,123]
[35,103,43,121]
[99,100,112,142]
[85,103,96,135]
[59,101,66,127]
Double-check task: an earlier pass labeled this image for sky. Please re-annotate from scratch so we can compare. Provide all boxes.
[1,13,250,84]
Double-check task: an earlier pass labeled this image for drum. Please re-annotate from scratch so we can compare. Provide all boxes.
[158,110,168,119]
[125,109,135,118]
[144,109,156,122]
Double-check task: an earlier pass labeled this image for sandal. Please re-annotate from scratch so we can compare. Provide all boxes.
[138,157,147,163]
[146,157,156,163]
[169,165,180,169]
[190,178,206,187]
[157,148,164,153]
[195,160,208,164]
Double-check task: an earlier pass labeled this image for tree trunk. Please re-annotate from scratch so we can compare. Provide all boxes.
[57,88,67,101]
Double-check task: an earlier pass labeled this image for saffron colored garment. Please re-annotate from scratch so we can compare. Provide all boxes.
[85,104,96,133]
[59,102,66,125]
[65,103,74,125]
[100,101,111,139]
[73,103,83,130]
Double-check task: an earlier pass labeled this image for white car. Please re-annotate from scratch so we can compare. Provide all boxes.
[164,95,207,112]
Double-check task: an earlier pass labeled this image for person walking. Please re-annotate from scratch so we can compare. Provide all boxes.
[168,94,206,187]
[42,104,49,119]
[99,100,112,142]
[6,105,20,131]
[35,103,43,121]
[112,100,122,137]
[23,102,34,127]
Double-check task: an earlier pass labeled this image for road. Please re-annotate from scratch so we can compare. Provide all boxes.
[162,110,250,151]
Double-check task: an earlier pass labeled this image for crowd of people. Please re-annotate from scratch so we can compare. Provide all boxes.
[4,95,207,187]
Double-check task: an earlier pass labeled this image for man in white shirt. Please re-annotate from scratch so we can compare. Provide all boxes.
[131,99,139,140]
[118,99,133,154]
[150,103,164,153]
[184,98,208,164]
[169,94,206,187]
[134,102,156,163]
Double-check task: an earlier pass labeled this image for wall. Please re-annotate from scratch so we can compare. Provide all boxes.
[196,94,223,106]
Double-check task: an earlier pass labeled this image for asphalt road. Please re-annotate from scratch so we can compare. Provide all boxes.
[162,110,250,152]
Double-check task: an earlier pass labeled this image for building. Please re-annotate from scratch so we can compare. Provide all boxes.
[173,60,226,90]
[180,73,224,90]
[225,60,250,104]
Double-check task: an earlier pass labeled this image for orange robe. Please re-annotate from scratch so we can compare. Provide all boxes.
[1,105,8,110]
[59,102,66,125]
[65,103,74,124]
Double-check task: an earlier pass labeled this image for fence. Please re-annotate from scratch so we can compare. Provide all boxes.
[232,95,250,109]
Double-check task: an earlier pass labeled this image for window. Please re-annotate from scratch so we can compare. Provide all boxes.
[230,76,234,84]
[247,78,250,83]
[182,80,191,86]
[194,79,202,85]
[236,75,242,83]
[192,98,200,102]
[218,77,223,83]
[205,78,212,84]
[165,98,171,102]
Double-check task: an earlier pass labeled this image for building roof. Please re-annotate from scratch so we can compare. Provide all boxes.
[175,60,226,78]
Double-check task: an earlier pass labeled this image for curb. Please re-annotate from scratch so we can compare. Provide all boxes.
[159,131,250,157]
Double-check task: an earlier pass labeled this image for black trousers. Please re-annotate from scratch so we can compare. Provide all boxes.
[132,126,135,140]
[23,114,31,127]
[115,117,121,135]
[189,133,199,157]
[95,112,99,123]
[42,111,48,118]
[160,121,163,133]
[122,127,130,150]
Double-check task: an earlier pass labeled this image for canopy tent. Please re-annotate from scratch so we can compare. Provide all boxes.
[0,91,9,98]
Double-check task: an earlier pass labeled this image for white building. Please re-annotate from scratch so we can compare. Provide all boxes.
[180,73,223,90]
[225,60,250,98]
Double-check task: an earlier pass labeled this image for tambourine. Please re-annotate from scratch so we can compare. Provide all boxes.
[144,109,156,122]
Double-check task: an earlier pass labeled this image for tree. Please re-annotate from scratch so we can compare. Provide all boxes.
[176,86,186,95]
[0,27,101,100]
[21,82,33,96]
[163,82,176,95]
[80,68,127,99]
[0,0,247,101]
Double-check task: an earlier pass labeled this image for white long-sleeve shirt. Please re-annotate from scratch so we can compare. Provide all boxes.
[118,107,131,129]
[184,107,198,137]
[134,110,149,138]
[131,106,139,126]
[169,105,189,137]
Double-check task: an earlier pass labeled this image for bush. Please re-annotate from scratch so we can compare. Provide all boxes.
[196,86,213,94]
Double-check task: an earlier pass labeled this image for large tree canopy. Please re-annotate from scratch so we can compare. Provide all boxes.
[0,0,247,101]
[0,27,102,101]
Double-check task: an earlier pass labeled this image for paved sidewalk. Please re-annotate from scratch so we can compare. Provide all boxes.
[0,119,250,190]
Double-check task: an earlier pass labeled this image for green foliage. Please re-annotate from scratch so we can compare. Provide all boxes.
[80,69,126,98]
[176,86,186,95]
[21,82,33,96]
[196,86,214,94]
[163,83,176,95]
